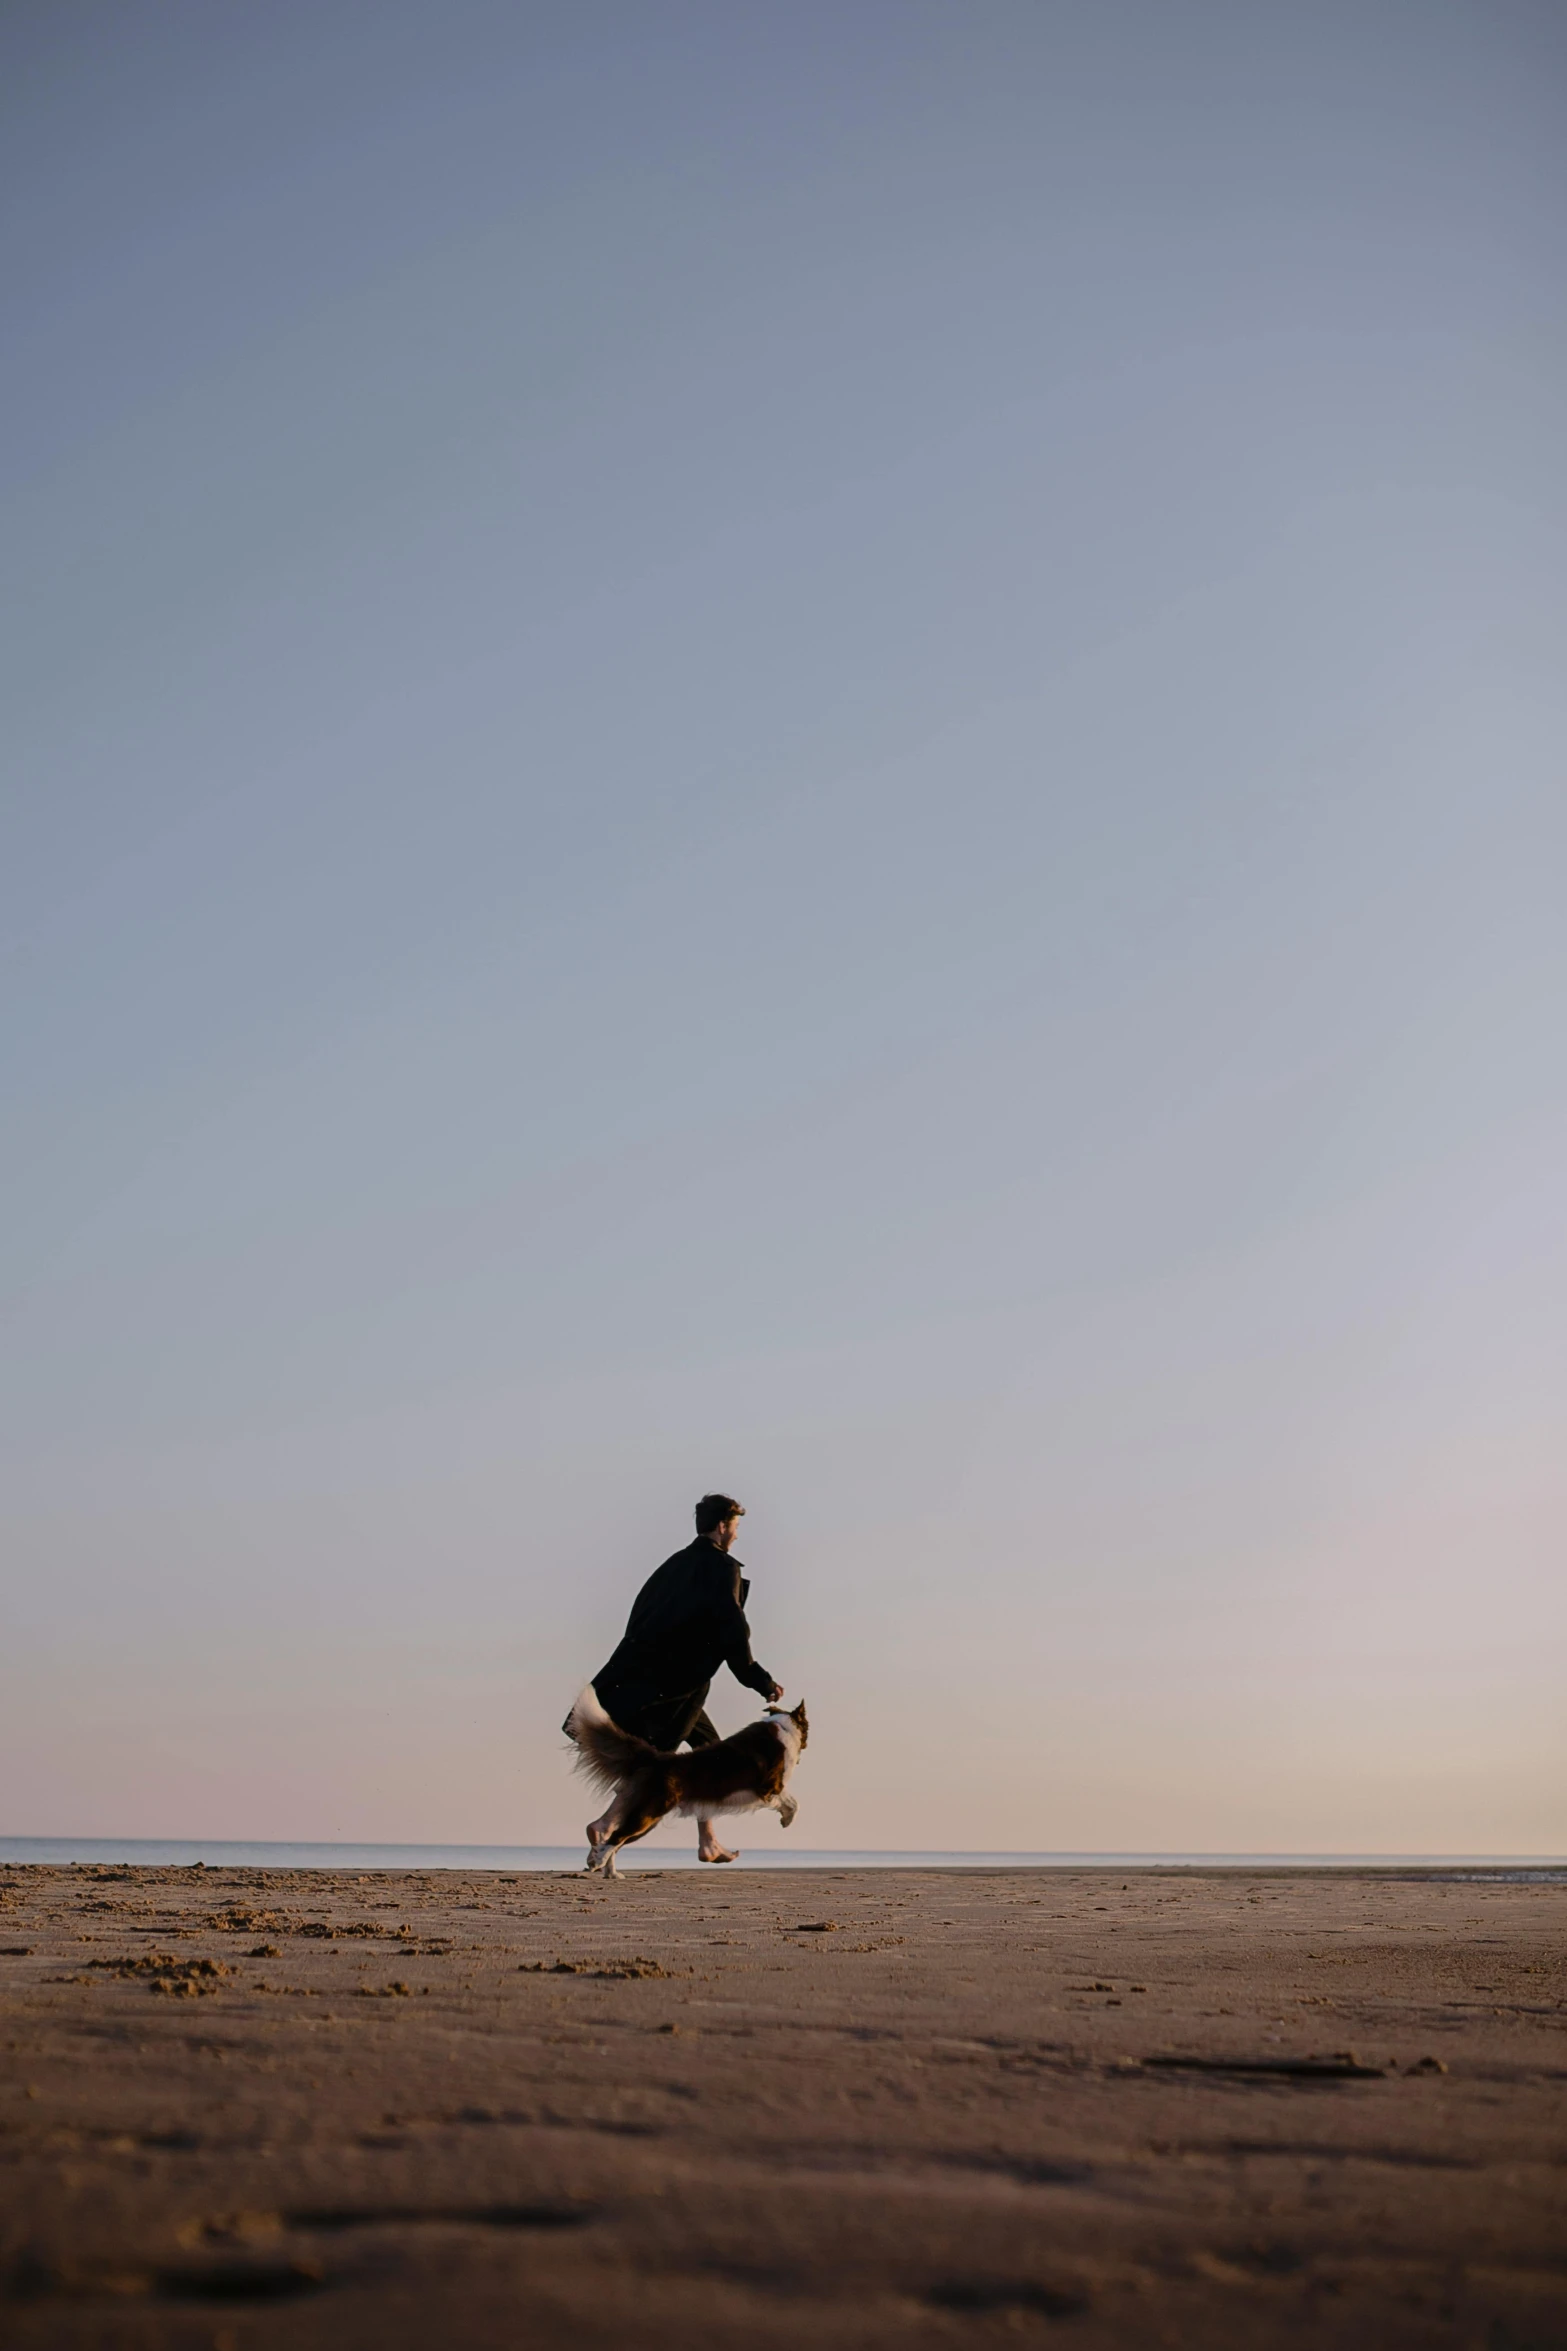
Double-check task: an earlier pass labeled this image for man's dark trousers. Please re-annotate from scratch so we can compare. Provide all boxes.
[604,1692,721,1754]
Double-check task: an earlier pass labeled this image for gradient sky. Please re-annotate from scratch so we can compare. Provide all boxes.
[4,1,1564,1851]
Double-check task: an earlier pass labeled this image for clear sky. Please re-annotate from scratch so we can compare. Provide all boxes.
[4,1,1564,1852]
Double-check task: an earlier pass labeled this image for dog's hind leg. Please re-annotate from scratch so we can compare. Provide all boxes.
[595,1805,663,1879]
[584,1797,626,1872]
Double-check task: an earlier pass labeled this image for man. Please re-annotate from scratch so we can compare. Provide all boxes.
[577,1493,783,1866]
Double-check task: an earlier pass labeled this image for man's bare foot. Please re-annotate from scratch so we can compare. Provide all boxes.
[697,1823,737,1864]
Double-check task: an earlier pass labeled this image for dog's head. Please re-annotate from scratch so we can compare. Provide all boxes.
[770,1702,808,1758]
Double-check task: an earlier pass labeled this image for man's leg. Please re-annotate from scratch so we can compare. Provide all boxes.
[682,1712,737,1865]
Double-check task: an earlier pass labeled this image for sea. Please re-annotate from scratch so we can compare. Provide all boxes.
[1,1839,1562,1880]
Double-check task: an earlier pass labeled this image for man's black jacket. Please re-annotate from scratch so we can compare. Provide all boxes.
[592,1536,774,1725]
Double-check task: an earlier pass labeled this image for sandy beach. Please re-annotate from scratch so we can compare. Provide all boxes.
[1,1862,1562,2348]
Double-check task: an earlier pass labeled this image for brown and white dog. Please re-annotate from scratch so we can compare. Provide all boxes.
[567,1689,809,1876]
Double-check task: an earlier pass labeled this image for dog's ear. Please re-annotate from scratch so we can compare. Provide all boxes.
[791,1700,808,1740]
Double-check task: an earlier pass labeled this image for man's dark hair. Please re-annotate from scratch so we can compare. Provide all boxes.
[694,1493,743,1535]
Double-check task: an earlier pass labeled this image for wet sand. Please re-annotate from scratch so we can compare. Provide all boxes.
[1,1863,1562,2348]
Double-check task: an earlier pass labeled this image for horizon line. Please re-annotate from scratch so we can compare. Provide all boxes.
[3,1836,1563,1871]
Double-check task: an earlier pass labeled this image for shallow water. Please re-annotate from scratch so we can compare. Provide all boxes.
[1,1836,1562,1877]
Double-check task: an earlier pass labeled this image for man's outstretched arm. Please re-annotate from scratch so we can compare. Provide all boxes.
[709,1560,781,1700]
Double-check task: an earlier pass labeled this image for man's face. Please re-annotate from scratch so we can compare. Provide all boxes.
[712,1514,742,1552]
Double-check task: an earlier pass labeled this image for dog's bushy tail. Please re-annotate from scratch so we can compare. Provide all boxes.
[565,1687,659,1795]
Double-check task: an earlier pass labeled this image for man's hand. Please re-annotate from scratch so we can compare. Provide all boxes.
[765,1681,784,1703]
